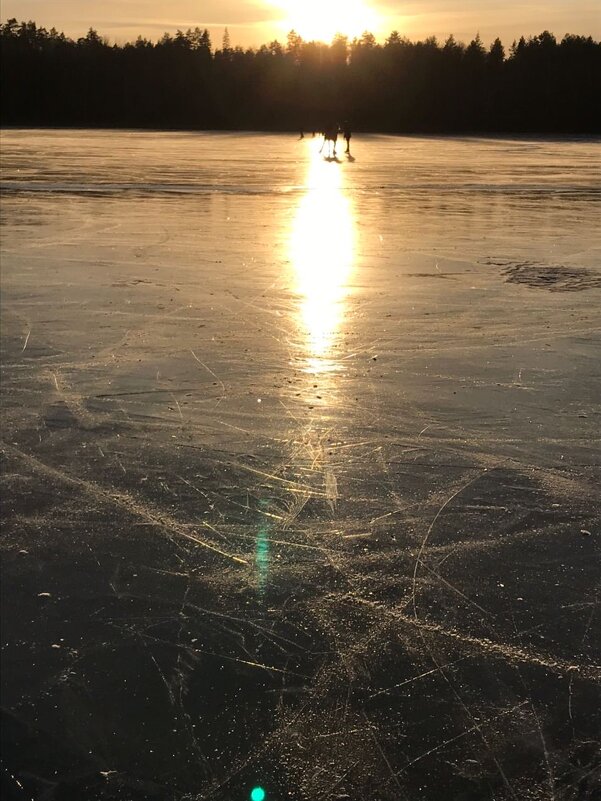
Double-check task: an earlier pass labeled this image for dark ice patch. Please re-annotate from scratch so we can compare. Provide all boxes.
[500,262,601,292]
[42,401,79,430]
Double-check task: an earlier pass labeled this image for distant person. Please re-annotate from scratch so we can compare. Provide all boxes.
[299,130,304,139]
[319,122,338,158]
[343,122,352,155]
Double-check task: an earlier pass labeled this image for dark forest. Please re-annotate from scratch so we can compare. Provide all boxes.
[1,19,600,133]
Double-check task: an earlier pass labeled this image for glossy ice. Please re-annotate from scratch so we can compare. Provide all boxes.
[1,130,600,800]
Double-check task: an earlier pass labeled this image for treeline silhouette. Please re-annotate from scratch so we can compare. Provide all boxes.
[1,19,600,132]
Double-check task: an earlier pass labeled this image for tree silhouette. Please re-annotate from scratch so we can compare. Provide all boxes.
[1,19,599,132]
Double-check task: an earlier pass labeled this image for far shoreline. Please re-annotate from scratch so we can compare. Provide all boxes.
[1,125,600,142]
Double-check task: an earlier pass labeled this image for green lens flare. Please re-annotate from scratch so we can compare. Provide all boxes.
[250,787,266,801]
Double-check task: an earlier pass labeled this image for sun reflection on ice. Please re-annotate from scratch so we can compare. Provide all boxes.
[290,140,354,373]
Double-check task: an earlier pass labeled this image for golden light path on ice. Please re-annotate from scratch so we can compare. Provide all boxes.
[289,139,355,374]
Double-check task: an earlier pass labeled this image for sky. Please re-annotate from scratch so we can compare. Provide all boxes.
[3,0,600,48]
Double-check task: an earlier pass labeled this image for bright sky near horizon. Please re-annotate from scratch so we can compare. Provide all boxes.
[3,0,600,47]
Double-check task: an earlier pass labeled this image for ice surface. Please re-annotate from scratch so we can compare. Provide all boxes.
[1,130,600,800]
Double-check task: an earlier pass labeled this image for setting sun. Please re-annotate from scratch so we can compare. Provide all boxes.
[269,0,381,43]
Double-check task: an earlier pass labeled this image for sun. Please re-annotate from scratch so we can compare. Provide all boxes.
[269,0,381,43]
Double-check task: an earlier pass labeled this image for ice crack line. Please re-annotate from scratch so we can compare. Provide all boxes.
[1,442,248,566]
[339,595,601,682]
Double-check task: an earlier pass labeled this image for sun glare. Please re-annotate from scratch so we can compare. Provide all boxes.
[289,140,354,372]
[271,0,381,43]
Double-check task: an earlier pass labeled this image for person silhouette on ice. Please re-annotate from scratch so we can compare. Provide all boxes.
[343,122,352,155]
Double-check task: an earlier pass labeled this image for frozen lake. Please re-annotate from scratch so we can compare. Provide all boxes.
[1,130,600,800]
